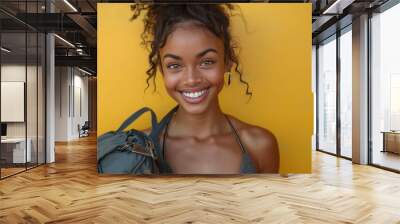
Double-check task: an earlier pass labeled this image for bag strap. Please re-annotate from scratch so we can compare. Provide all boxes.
[116,107,158,133]
[149,105,179,142]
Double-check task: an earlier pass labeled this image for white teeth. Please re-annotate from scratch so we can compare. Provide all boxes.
[182,89,207,98]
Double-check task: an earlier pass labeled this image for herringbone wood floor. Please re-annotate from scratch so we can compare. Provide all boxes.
[1,135,400,224]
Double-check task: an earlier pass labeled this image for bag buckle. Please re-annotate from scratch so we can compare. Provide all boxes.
[120,140,157,159]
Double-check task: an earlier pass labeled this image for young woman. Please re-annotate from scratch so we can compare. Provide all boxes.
[131,3,279,174]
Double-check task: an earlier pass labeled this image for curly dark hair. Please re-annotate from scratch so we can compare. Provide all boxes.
[130,3,252,97]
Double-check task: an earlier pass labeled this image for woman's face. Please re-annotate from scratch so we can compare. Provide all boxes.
[159,21,229,115]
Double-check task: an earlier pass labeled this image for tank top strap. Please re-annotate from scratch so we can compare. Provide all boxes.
[224,115,257,173]
[241,153,257,174]
[224,115,246,153]
[158,115,173,173]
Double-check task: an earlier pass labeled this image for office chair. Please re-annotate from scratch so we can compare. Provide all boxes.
[79,121,90,138]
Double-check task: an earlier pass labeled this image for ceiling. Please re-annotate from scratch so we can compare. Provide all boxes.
[0,0,97,73]
[0,0,392,75]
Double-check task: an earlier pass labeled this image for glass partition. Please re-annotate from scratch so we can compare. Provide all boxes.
[0,1,46,179]
[27,31,38,169]
[1,30,28,177]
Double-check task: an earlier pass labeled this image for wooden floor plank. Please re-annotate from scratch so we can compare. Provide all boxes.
[0,135,399,223]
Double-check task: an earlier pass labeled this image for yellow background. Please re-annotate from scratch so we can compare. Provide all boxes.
[98,3,312,173]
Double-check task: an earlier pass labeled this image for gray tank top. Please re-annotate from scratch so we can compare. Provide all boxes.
[158,114,257,174]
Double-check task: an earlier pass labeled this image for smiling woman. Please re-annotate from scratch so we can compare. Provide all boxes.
[127,3,280,174]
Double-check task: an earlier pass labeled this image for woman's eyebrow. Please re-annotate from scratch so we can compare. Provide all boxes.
[162,48,217,61]
[163,54,181,61]
[196,48,217,58]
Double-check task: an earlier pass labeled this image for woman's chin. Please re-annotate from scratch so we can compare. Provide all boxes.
[178,101,209,115]
[183,105,207,115]
[176,98,216,115]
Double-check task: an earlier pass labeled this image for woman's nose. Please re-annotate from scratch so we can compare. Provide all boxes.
[184,67,202,85]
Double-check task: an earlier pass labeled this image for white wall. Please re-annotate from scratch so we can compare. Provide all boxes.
[72,72,89,138]
[55,67,69,141]
[55,67,89,141]
[1,65,39,137]
[1,82,25,122]
[1,65,26,131]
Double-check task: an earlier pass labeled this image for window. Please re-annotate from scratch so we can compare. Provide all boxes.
[339,28,352,158]
[317,35,337,154]
[370,2,400,171]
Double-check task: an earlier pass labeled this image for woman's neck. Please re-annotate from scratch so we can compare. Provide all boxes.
[171,99,228,139]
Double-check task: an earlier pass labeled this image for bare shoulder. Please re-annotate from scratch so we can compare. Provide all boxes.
[226,115,280,173]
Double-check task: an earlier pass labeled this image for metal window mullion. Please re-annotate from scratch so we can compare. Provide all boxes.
[367,11,373,165]
[0,23,2,179]
[25,0,28,171]
[316,44,320,150]
[44,0,48,165]
[36,0,39,167]
[44,33,47,165]
[69,69,71,118]
[337,30,341,157]
[73,68,75,118]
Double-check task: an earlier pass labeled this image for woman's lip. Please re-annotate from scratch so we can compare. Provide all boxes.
[180,88,209,104]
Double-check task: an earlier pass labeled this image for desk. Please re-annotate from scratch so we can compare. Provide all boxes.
[381,131,400,154]
[1,138,31,163]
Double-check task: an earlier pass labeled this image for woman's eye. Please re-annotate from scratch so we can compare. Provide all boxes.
[166,64,181,70]
[200,60,215,67]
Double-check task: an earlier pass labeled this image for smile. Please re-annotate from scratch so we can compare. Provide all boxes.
[182,89,207,98]
[179,87,210,104]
